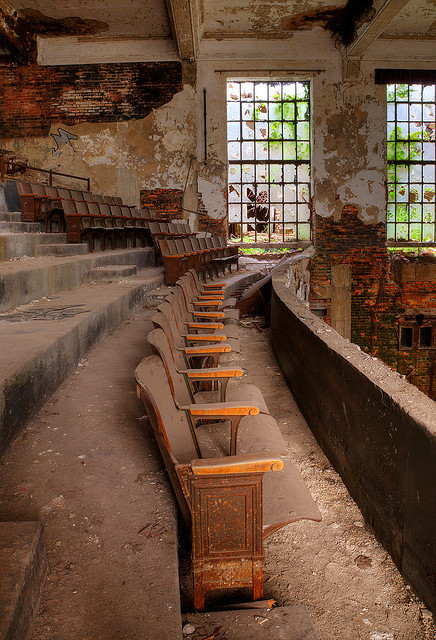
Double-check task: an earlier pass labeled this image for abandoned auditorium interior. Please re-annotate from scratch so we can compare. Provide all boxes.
[0,0,436,638]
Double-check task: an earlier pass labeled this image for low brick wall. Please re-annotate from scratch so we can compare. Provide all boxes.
[271,266,436,613]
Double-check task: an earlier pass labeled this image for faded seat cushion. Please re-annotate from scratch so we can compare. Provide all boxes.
[198,414,321,535]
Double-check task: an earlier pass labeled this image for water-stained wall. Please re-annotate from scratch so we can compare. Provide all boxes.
[1,61,197,207]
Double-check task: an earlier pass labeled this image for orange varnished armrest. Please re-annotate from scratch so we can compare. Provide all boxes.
[185,334,227,342]
[182,345,231,354]
[186,322,224,330]
[183,367,243,379]
[187,402,260,455]
[188,402,259,417]
[189,454,284,475]
[192,311,225,318]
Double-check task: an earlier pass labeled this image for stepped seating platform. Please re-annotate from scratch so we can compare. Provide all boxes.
[0,261,164,456]
[0,522,48,640]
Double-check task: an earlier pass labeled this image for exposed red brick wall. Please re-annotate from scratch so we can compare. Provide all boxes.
[140,188,184,220]
[139,189,227,236]
[310,205,399,363]
[310,205,436,397]
[394,258,436,396]
[0,62,183,137]
[196,194,226,235]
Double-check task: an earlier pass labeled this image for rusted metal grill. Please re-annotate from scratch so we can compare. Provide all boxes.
[227,80,311,243]
[387,83,436,243]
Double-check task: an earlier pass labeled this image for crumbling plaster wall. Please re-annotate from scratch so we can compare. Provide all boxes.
[195,37,388,226]
[3,82,196,207]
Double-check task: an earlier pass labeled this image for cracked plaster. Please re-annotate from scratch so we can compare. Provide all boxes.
[3,84,196,208]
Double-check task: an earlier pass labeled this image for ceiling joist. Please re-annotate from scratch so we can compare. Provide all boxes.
[345,0,411,58]
[165,0,199,61]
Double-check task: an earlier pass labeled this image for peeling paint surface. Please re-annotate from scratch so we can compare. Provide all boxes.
[384,0,436,36]
[12,0,171,37]
[203,0,346,35]
[3,84,196,208]
[312,70,387,224]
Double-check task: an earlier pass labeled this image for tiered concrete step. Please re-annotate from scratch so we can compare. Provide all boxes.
[0,264,165,456]
[35,243,88,257]
[0,212,21,222]
[0,221,40,233]
[0,522,48,640]
[0,247,156,312]
[0,308,181,640]
[89,264,137,281]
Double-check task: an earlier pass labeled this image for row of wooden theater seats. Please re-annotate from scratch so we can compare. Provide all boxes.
[135,268,321,610]
[15,179,167,225]
[147,221,239,285]
[55,200,154,249]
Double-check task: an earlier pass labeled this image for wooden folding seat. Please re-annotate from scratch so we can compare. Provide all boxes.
[75,200,106,250]
[102,195,114,204]
[113,196,123,206]
[206,237,233,274]
[176,278,239,326]
[57,188,72,199]
[152,308,232,368]
[187,267,226,294]
[175,222,196,236]
[135,355,321,610]
[217,235,239,269]
[95,202,119,249]
[82,192,94,202]
[171,237,198,271]
[177,276,240,324]
[165,291,240,353]
[148,327,267,414]
[168,237,195,271]
[69,190,84,201]
[158,238,190,285]
[17,181,51,222]
[92,194,104,203]
[182,271,237,307]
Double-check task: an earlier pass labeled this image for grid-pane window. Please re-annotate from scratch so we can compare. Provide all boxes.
[227,80,311,243]
[387,83,436,243]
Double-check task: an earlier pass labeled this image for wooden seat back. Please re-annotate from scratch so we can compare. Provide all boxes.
[44,186,59,199]
[135,355,201,463]
[147,328,193,406]
[70,190,84,200]
[87,201,100,216]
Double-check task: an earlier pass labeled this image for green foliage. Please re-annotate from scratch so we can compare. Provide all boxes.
[386,83,436,242]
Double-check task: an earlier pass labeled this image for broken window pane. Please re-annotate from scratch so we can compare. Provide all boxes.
[227,80,311,242]
[386,83,436,244]
[400,326,413,348]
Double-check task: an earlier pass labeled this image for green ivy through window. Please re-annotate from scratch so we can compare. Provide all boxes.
[387,83,435,243]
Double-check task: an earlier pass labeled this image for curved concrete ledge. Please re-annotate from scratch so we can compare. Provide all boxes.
[271,266,436,614]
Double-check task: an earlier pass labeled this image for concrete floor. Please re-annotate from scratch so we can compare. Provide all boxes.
[0,303,435,639]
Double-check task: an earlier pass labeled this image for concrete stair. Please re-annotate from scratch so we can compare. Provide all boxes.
[0,221,40,233]
[0,522,48,640]
[0,207,166,638]
[0,212,21,222]
[35,243,88,257]
[89,264,137,280]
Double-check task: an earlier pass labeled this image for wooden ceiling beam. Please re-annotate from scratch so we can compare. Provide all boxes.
[346,0,412,58]
[165,0,199,61]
